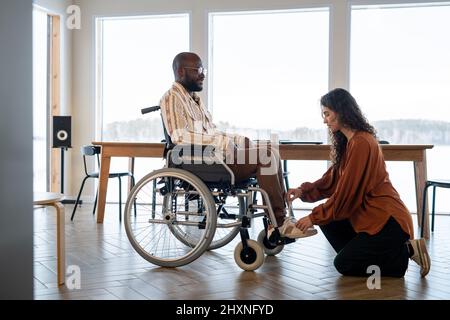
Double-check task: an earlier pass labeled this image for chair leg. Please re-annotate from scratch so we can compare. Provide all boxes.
[71,176,89,221]
[431,186,436,232]
[118,176,122,222]
[92,188,98,215]
[421,183,430,238]
[283,160,290,190]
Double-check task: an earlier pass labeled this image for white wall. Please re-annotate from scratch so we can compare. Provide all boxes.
[34,0,73,194]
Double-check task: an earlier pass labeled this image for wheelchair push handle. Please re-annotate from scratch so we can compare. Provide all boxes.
[141,106,161,115]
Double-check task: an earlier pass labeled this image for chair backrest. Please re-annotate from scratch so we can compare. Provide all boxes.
[81,145,101,176]
[141,105,174,156]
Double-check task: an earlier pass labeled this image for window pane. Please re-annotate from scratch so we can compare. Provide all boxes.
[98,14,189,205]
[100,14,189,142]
[209,9,330,206]
[351,3,450,213]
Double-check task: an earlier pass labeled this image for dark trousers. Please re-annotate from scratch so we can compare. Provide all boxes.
[321,217,410,278]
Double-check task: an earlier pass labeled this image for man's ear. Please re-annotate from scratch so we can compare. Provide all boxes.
[176,67,185,80]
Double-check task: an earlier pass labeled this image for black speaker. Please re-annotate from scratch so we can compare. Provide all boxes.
[52,116,72,148]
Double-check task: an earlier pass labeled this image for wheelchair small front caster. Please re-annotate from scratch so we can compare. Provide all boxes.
[257,230,284,256]
[234,239,264,271]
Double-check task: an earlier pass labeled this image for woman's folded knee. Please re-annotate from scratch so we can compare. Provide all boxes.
[333,254,349,275]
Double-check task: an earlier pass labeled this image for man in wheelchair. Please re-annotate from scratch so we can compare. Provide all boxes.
[159,52,317,241]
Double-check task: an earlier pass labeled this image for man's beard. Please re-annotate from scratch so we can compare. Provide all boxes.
[185,80,202,92]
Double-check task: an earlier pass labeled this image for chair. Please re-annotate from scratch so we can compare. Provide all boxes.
[421,179,450,237]
[71,145,136,222]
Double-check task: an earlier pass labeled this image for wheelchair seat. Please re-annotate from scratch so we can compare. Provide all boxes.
[166,144,257,190]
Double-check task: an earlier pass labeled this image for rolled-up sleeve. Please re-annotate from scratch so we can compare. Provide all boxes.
[301,166,337,203]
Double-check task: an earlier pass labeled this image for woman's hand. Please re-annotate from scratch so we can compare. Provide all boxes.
[286,188,303,203]
[296,216,313,232]
[286,182,314,203]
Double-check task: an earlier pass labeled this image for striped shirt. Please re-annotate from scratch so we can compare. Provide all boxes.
[160,82,246,156]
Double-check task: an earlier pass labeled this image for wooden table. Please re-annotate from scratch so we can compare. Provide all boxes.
[33,192,65,286]
[92,142,433,238]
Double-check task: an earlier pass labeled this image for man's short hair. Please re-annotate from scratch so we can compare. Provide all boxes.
[172,52,197,76]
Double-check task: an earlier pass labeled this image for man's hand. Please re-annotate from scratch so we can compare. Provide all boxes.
[286,188,303,203]
[296,216,313,232]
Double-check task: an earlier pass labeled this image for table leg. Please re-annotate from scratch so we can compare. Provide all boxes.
[52,201,65,286]
[97,155,111,223]
[128,157,135,192]
[414,153,430,239]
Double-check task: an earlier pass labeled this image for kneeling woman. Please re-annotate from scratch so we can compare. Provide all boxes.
[288,88,430,278]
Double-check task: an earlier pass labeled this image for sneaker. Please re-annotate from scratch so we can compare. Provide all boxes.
[268,217,318,240]
[409,238,431,277]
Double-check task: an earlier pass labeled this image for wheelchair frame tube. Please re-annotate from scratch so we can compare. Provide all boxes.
[248,187,279,228]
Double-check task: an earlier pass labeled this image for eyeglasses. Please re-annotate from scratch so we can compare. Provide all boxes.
[183,66,207,76]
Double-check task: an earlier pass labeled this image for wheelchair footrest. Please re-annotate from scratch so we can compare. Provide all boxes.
[268,230,296,246]
[281,237,296,245]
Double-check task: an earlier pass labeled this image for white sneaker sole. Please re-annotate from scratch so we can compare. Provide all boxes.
[281,227,318,239]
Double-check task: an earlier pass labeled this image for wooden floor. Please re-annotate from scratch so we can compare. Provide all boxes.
[33,203,450,300]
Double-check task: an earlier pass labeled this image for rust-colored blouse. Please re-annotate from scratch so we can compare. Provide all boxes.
[303,131,414,238]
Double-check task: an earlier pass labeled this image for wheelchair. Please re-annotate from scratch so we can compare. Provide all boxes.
[123,106,296,271]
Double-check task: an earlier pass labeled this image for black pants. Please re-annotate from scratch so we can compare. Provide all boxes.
[321,217,410,278]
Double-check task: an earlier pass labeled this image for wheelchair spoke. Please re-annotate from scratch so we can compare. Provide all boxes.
[124,169,216,267]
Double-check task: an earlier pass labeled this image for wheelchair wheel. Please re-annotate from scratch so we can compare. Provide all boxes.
[124,168,216,268]
[168,194,245,251]
[234,240,264,271]
[257,230,284,256]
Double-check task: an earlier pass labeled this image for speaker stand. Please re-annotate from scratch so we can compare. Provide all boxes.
[59,147,82,205]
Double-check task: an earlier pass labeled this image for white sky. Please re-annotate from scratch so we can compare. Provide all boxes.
[102,15,190,126]
[101,4,450,134]
[209,9,329,131]
[350,5,450,122]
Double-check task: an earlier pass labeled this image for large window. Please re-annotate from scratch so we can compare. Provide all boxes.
[209,8,330,196]
[351,3,450,213]
[98,14,189,142]
[33,8,49,192]
[97,14,189,203]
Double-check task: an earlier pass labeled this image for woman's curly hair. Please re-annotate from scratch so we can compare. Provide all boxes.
[320,88,376,169]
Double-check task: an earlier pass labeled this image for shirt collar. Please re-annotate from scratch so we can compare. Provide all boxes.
[173,82,200,102]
